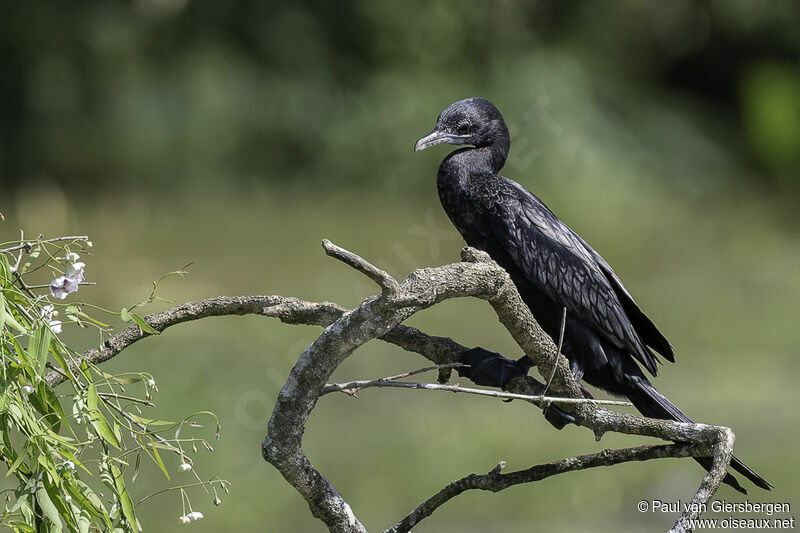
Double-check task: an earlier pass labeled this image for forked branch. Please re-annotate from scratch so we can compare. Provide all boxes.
[49,240,738,532]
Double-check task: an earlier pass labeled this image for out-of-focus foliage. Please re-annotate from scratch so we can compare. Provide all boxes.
[1,0,799,191]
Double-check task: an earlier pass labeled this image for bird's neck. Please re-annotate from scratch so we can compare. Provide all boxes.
[440,140,509,179]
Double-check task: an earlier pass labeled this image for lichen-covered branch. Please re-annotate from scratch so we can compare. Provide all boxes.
[385,443,708,533]
[49,241,739,532]
[45,296,467,387]
[260,241,735,532]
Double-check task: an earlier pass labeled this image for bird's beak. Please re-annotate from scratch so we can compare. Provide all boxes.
[414,130,470,152]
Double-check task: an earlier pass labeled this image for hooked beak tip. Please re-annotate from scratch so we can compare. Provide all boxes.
[414,130,469,153]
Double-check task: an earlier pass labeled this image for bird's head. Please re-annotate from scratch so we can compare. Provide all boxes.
[414,97,508,153]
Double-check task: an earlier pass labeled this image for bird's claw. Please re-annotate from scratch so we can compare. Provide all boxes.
[456,347,576,429]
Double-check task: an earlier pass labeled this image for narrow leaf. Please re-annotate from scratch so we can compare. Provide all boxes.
[149,438,170,480]
[35,487,63,532]
[130,313,159,335]
[29,324,52,374]
[111,464,139,533]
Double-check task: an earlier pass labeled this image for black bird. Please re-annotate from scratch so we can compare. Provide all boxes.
[414,97,771,494]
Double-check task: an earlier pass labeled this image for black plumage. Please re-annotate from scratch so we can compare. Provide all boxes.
[415,97,771,493]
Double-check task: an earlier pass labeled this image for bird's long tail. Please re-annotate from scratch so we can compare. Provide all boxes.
[626,378,772,494]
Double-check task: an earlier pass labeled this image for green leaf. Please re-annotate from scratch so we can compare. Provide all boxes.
[69,501,91,533]
[49,342,72,379]
[35,486,63,532]
[111,464,139,533]
[86,384,121,449]
[128,413,175,427]
[76,310,110,328]
[148,438,170,480]
[129,313,159,335]
[1,300,27,333]
[31,379,66,433]
[28,381,62,433]
[131,452,141,483]
[0,253,10,284]
[67,480,110,524]
[29,324,53,374]
[5,441,29,478]
[0,289,6,332]
[87,383,98,412]
[98,370,141,384]
[44,475,76,531]
[8,521,36,533]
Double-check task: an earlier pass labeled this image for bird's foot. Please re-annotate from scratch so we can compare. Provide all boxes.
[455,347,576,430]
[455,347,530,388]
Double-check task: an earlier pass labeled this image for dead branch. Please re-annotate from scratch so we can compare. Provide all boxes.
[45,296,468,387]
[321,373,631,407]
[46,240,740,532]
[385,442,707,533]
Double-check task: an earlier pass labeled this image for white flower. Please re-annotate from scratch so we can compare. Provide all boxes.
[177,462,192,472]
[66,262,85,281]
[60,460,75,471]
[147,378,156,387]
[179,515,191,524]
[65,252,80,262]
[64,494,72,502]
[187,511,204,521]
[40,305,63,333]
[49,262,85,300]
[21,384,34,395]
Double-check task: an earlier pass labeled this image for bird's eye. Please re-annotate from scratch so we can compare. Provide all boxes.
[456,121,471,135]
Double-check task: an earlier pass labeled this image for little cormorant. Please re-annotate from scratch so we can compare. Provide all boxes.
[414,97,771,493]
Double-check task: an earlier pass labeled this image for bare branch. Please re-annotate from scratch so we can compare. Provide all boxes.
[322,238,400,296]
[46,296,296,387]
[321,378,632,407]
[44,240,742,532]
[45,296,468,388]
[670,427,735,533]
[385,443,708,533]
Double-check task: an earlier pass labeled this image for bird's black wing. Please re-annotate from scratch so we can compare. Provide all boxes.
[574,234,674,362]
[477,176,662,375]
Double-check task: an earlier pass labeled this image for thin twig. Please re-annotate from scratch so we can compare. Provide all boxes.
[0,235,90,253]
[321,379,631,407]
[97,392,155,407]
[542,306,567,407]
[103,400,182,455]
[356,363,465,383]
[25,282,97,289]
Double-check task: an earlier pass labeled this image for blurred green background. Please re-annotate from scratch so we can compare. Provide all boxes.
[2,1,799,531]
